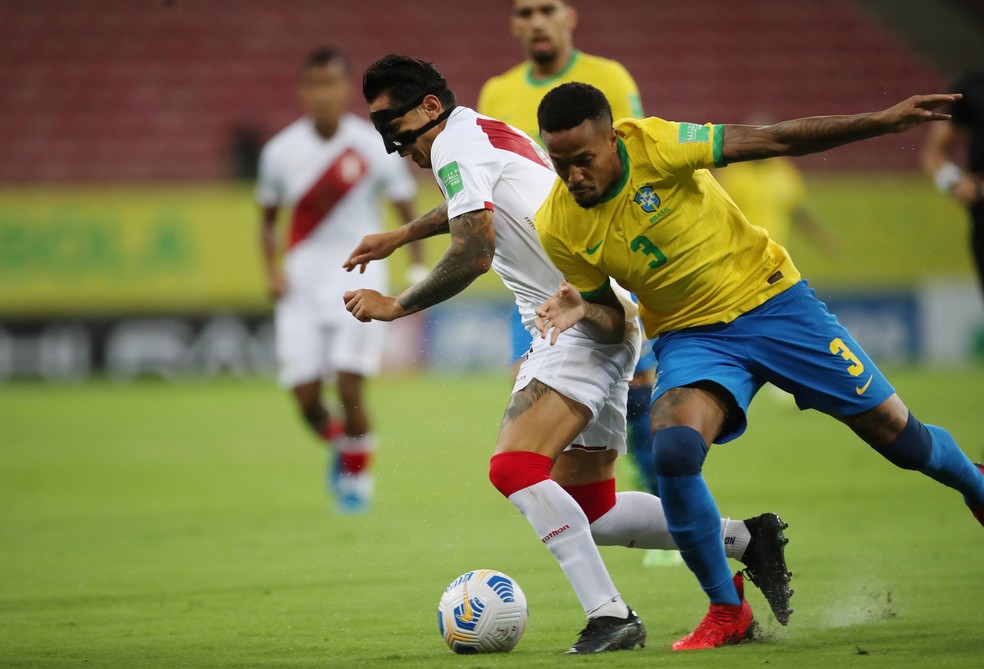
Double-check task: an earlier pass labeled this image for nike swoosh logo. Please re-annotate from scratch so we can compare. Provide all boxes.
[856,375,873,395]
[586,240,604,255]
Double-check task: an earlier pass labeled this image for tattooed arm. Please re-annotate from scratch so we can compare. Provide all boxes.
[721,93,961,164]
[396,208,495,314]
[343,208,495,322]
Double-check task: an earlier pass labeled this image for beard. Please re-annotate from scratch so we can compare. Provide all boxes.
[530,49,558,66]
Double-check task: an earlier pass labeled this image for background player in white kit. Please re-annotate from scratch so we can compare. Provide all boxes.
[255,48,424,513]
[342,55,793,653]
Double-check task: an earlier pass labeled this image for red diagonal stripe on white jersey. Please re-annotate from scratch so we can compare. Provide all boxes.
[289,147,368,248]
[476,118,551,169]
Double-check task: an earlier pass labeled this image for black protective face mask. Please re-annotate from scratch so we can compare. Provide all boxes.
[370,93,455,153]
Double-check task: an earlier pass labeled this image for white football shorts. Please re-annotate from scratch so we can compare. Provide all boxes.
[512,321,641,453]
[274,285,386,388]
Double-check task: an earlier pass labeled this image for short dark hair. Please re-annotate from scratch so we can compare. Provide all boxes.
[537,82,612,134]
[303,47,349,74]
[362,54,456,110]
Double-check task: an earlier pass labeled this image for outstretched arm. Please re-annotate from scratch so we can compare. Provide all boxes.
[535,282,626,345]
[343,208,495,322]
[721,94,961,164]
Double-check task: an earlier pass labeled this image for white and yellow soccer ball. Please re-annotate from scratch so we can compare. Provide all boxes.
[437,569,528,654]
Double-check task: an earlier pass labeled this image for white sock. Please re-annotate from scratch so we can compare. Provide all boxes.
[590,491,676,549]
[590,492,751,560]
[588,594,631,619]
[332,433,376,457]
[508,479,628,618]
[722,517,751,560]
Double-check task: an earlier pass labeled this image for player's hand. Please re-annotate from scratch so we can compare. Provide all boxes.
[535,282,586,345]
[879,93,962,133]
[343,289,406,322]
[951,173,983,207]
[343,231,402,273]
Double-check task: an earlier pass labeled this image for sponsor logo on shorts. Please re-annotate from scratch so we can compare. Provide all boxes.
[856,375,873,395]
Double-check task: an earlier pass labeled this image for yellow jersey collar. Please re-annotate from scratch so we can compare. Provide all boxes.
[525,50,580,86]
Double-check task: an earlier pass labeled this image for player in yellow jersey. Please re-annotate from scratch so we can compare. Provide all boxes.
[477,0,642,146]
[479,0,659,499]
[533,82,984,651]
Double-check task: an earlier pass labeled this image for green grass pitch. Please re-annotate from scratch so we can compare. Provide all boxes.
[2,368,983,667]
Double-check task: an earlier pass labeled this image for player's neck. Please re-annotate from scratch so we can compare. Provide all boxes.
[312,119,340,140]
[529,46,576,81]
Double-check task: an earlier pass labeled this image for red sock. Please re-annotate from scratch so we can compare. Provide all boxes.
[489,451,553,497]
[562,479,617,524]
[339,451,370,475]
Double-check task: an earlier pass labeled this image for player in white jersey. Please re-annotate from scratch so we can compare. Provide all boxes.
[340,55,793,654]
[255,48,422,513]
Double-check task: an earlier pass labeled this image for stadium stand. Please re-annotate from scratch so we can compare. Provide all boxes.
[0,0,951,182]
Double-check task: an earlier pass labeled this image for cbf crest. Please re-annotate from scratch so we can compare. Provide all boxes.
[633,186,660,213]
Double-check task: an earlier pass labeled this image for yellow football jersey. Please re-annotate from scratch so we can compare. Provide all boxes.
[477,50,643,145]
[714,158,807,246]
[536,117,801,338]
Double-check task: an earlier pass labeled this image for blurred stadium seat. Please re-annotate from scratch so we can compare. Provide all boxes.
[0,0,947,183]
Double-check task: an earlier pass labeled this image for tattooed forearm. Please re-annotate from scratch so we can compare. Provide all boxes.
[724,112,883,163]
[397,209,495,314]
[406,202,450,241]
[580,301,625,344]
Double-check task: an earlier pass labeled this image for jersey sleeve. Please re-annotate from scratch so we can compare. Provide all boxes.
[639,117,726,174]
[254,143,282,206]
[431,135,500,220]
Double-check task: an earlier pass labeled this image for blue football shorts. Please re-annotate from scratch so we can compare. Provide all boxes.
[650,280,895,443]
[635,336,657,375]
[510,303,533,363]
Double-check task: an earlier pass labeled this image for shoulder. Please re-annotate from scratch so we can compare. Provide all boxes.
[433,108,483,154]
[261,117,308,157]
[616,117,672,145]
[575,52,637,86]
[338,114,390,156]
[480,62,528,93]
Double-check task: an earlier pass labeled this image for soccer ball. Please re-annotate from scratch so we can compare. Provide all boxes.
[437,569,528,654]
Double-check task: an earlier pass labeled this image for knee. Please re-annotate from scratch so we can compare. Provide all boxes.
[877,412,932,470]
[489,451,553,498]
[652,426,708,477]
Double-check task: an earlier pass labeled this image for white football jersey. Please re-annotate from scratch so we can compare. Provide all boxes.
[431,107,635,336]
[256,113,417,296]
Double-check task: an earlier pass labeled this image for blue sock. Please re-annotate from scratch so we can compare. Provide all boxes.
[653,426,738,605]
[922,424,984,508]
